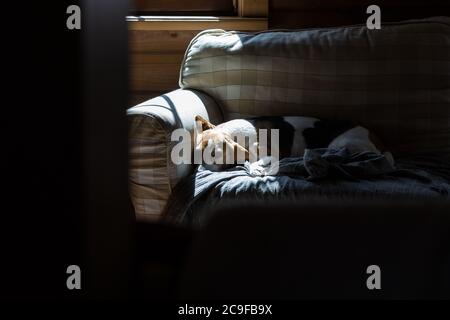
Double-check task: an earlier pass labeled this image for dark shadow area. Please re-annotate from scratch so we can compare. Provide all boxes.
[179,201,450,299]
[135,221,194,299]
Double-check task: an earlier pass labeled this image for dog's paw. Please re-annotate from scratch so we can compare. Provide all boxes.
[245,156,279,176]
[245,161,267,176]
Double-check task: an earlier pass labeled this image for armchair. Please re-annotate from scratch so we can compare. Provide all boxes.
[128,89,223,221]
[128,17,450,221]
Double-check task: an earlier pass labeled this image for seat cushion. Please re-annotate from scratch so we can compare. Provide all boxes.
[179,17,450,157]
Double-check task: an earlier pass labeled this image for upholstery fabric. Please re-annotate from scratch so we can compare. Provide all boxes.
[180,17,450,157]
[128,89,223,220]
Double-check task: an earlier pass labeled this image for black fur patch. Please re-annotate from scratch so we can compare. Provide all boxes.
[247,116,296,158]
[303,120,355,149]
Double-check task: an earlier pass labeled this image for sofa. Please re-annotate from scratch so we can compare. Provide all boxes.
[127,17,450,224]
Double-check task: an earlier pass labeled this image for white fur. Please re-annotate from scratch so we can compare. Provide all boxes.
[216,119,257,141]
[216,119,258,160]
[328,126,378,154]
[283,116,318,156]
[329,127,395,165]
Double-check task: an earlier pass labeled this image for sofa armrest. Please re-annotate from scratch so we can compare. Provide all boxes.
[127,89,223,221]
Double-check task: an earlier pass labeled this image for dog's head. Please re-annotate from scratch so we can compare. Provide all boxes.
[194,115,249,170]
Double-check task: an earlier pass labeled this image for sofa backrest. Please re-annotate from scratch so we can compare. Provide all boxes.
[179,17,450,157]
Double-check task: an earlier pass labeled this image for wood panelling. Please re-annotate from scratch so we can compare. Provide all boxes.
[130,91,165,107]
[131,0,235,15]
[129,30,192,105]
[129,18,268,106]
[238,0,269,17]
[131,59,182,92]
[128,17,268,31]
[130,30,199,53]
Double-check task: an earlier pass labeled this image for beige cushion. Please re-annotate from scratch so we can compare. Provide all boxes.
[180,17,450,156]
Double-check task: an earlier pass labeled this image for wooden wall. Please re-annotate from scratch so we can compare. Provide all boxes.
[129,29,199,105]
[128,17,267,106]
[131,0,235,15]
[129,0,449,106]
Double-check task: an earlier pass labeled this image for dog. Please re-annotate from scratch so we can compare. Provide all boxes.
[194,115,394,171]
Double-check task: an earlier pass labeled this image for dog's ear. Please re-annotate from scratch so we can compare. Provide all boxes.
[235,143,250,158]
[195,115,215,131]
[194,115,215,147]
[224,136,249,160]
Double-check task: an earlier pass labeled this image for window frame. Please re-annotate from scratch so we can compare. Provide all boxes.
[130,0,238,16]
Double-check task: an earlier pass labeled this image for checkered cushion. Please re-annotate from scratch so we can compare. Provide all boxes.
[180,17,450,156]
[128,89,223,221]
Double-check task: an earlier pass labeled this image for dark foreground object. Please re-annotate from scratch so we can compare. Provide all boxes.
[178,201,450,299]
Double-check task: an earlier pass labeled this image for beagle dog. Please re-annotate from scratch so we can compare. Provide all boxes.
[194,115,393,171]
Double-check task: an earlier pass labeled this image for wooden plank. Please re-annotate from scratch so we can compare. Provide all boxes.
[130,53,184,65]
[129,29,196,102]
[131,0,235,14]
[129,30,199,53]
[128,16,268,31]
[129,91,164,106]
[130,63,181,92]
[238,0,268,17]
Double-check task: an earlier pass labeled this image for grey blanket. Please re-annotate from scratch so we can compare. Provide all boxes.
[164,148,450,226]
